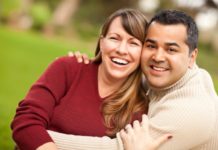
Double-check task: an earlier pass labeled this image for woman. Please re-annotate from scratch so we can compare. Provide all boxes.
[48,114,172,150]
[11,8,148,150]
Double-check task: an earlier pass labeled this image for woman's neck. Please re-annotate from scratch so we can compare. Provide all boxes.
[98,64,126,98]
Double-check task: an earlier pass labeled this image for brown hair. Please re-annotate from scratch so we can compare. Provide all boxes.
[93,8,149,137]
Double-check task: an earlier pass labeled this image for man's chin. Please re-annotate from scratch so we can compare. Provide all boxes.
[148,82,168,91]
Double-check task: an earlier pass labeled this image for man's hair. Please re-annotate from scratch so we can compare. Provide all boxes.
[149,10,198,53]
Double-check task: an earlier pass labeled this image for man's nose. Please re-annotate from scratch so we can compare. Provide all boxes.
[152,48,165,62]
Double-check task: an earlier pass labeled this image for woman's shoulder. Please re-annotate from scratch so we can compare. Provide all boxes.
[52,56,98,75]
[54,56,79,65]
[51,56,86,70]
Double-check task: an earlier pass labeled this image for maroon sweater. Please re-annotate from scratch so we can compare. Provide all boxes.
[11,57,107,150]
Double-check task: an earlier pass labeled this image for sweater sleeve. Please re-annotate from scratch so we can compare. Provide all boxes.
[148,97,215,150]
[45,68,216,150]
[48,130,124,150]
[47,99,215,150]
[11,57,70,150]
[147,72,216,149]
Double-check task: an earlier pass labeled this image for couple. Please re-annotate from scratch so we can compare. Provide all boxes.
[11,8,218,150]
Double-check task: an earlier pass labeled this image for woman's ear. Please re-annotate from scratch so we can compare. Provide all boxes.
[99,35,104,51]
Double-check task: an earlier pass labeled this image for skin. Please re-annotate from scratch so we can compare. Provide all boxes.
[120,21,198,149]
[141,22,198,90]
[67,22,193,150]
[120,115,172,150]
[36,142,58,150]
[67,21,197,150]
[62,20,200,150]
[98,16,142,97]
[37,16,143,150]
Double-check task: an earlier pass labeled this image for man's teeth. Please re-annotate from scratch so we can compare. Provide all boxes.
[152,66,167,71]
[112,58,128,65]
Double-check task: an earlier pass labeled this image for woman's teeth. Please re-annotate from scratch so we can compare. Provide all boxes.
[112,58,128,65]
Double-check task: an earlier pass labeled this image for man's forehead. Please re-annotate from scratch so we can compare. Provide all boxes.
[147,22,187,33]
[145,22,187,44]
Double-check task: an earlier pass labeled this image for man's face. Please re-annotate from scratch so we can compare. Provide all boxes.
[141,22,197,89]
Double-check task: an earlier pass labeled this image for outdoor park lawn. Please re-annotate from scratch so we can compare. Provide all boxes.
[0,26,95,149]
[0,26,218,149]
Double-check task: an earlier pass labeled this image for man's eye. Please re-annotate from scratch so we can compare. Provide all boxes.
[146,44,155,49]
[168,48,177,52]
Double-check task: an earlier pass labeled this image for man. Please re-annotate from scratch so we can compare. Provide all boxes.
[48,10,218,150]
[121,10,218,150]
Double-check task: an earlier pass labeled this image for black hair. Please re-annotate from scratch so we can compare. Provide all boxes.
[149,10,198,53]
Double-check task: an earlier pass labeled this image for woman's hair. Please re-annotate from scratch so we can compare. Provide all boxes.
[93,8,149,137]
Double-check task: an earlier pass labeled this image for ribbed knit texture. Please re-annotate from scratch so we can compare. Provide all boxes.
[11,57,106,150]
[146,64,218,150]
[11,56,142,150]
[48,130,123,150]
[48,64,218,150]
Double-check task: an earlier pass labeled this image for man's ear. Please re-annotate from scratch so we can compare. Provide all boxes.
[188,48,198,68]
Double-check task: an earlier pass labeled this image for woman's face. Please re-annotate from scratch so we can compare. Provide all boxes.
[99,17,143,81]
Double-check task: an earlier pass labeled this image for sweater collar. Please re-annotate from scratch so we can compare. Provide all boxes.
[146,64,199,97]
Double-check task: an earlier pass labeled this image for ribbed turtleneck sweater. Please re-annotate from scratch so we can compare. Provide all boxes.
[48,64,218,150]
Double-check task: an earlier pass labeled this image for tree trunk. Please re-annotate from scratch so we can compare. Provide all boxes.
[9,0,33,29]
[50,0,80,27]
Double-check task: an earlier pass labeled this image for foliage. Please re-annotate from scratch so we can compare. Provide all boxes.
[0,26,95,149]
[30,2,51,30]
[0,25,217,149]
[197,43,218,90]
[0,0,20,21]
[73,0,138,39]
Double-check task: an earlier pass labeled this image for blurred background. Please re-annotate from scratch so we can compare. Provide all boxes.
[0,0,218,149]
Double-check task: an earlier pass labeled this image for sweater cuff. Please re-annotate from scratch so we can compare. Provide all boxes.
[13,126,53,150]
[48,130,124,150]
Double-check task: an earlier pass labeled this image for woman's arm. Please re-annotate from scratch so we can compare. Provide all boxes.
[11,57,69,150]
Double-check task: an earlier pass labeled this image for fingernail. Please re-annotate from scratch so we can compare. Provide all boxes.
[78,58,82,63]
[85,60,89,64]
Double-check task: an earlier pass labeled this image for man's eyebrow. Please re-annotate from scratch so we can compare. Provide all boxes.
[166,42,180,48]
[145,39,180,48]
[145,39,156,43]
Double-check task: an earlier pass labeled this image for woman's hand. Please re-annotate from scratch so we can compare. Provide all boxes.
[120,115,172,150]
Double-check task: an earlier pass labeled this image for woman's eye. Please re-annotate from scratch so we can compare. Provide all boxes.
[130,42,139,46]
[109,37,118,40]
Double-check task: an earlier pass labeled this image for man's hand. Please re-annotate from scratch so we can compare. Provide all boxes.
[36,142,58,150]
[120,114,172,150]
[68,51,90,64]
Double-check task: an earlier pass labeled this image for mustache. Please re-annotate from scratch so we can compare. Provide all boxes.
[148,60,169,68]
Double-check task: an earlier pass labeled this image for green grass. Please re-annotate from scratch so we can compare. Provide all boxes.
[0,26,96,149]
[0,26,218,149]
[197,45,218,91]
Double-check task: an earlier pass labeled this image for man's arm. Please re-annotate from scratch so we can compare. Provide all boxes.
[36,142,58,150]
[47,115,171,150]
[147,69,216,150]
[48,130,123,150]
